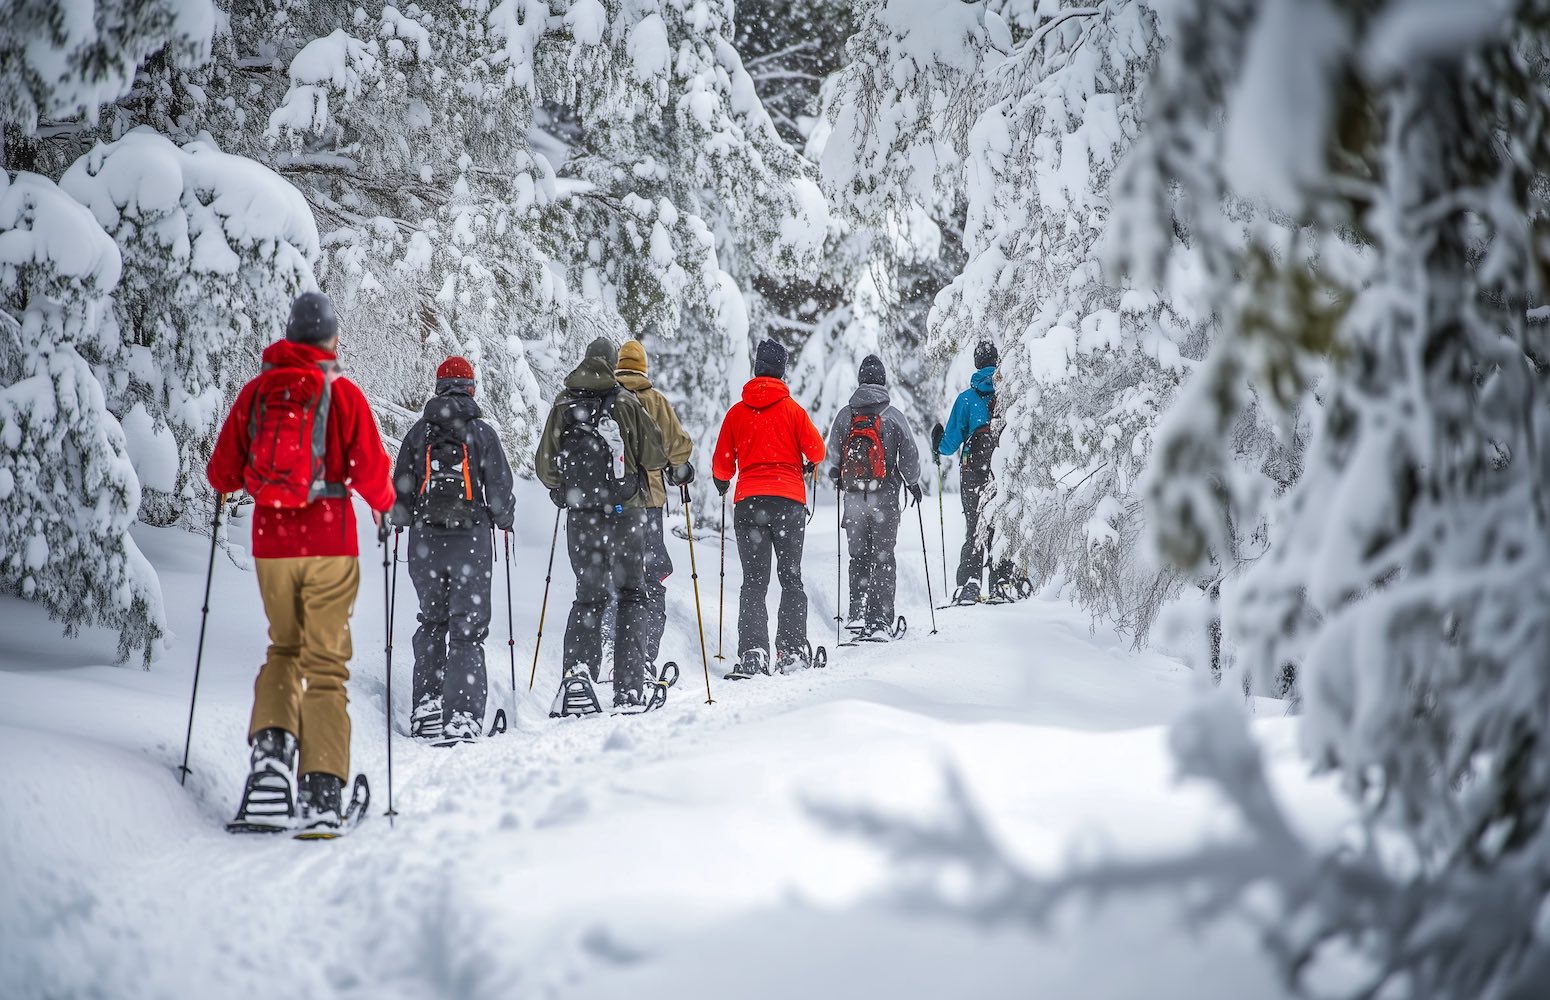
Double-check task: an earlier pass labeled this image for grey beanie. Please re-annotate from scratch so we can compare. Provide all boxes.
[285,291,338,345]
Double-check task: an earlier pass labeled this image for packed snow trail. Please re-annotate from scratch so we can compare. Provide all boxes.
[0,482,1343,999]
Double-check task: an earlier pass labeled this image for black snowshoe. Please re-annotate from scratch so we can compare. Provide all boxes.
[226,727,298,835]
[857,616,907,643]
[986,574,1035,605]
[725,648,770,681]
[613,661,680,715]
[294,772,371,840]
[430,708,507,747]
[551,668,604,718]
[776,640,827,673]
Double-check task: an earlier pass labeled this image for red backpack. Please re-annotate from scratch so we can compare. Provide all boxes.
[840,411,888,492]
[242,361,347,509]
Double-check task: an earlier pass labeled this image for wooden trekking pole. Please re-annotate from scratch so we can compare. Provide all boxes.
[178,492,225,786]
[680,485,715,704]
[528,509,562,690]
[715,493,727,661]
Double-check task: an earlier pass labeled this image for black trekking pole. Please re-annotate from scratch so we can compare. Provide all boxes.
[384,525,400,827]
[917,503,939,635]
[178,492,225,786]
[528,509,562,690]
[834,480,843,649]
[680,484,715,704]
[715,494,727,661]
[503,529,517,714]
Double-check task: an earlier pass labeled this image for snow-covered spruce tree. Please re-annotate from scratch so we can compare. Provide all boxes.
[0,171,166,664]
[536,0,828,476]
[0,0,214,155]
[59,128,320,526]
[816,4,1550,997]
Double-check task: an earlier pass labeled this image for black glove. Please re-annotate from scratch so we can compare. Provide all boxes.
[803,460,816,477]
[376,516,391,544]
[714,477,731,497]
[906,481,923,507]
[827,465,840,483]
[549,487,567,508]
[667,461,695,486]
[930,422,945,454]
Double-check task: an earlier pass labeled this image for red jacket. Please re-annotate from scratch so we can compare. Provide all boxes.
[207,341,395,559]
[712,377,826,505]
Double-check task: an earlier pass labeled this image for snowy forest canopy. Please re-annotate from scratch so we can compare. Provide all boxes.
[4,2,1550,992]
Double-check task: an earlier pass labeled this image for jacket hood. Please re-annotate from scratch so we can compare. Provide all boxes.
[424,389,481,427]
[565,355,619,394]
[970,366,996,394]
[262,339,337,369]
[741,376,791,410]
[847,383,891,412]
[616,369,654,393]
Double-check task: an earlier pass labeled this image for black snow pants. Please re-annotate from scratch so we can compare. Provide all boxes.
[409,526,493,728]
[843,491,901,628]
[734,496,808,659]
[641,506,672,666]
[564,507,648,699]
[957,475,1011,594]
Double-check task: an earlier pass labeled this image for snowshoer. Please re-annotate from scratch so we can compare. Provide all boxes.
[614,339,696,667]
[391,356,516,744]
[932,340,1011,605]
[826,354,923,638]
[207,291,394,835]
[712,339,827,675]
[535,337,668,714]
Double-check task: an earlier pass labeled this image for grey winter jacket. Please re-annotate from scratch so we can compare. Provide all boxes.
[391,386,517,531]
[825,383,922,505]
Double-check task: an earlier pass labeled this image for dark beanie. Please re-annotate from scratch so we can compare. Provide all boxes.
[585,336,617,367]
[754,339,788,380]
[974,341,999,369]
[285,291,338,345]
[858,354,886,387]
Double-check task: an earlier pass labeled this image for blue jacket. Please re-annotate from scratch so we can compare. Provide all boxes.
[938,366,996,458]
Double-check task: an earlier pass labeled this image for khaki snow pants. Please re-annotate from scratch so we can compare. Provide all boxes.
[249,556,360,779]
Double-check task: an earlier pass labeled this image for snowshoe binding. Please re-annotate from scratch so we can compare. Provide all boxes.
[550,667,604,718]
[725,648,770,681]
[987,574,1035,605]
[294,772,370,840]
[620,660,679,715]
[776,640,827,673]
[858,616,907,643]
[226,727,298,835]
[410,696,443,741]
[431,709,482,748]
[946,581,981,608]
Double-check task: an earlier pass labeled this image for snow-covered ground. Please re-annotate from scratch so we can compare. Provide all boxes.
[1,480,1345,999]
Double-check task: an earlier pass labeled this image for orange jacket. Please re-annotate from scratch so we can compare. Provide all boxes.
[712,377,826,505]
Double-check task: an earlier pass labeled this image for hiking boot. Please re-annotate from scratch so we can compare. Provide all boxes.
[297,772,344,834]
[953,580,980,606]
[410,695,443,740]
[228,727,297,832]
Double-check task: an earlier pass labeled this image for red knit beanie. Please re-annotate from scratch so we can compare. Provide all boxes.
[437,356,475,382]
